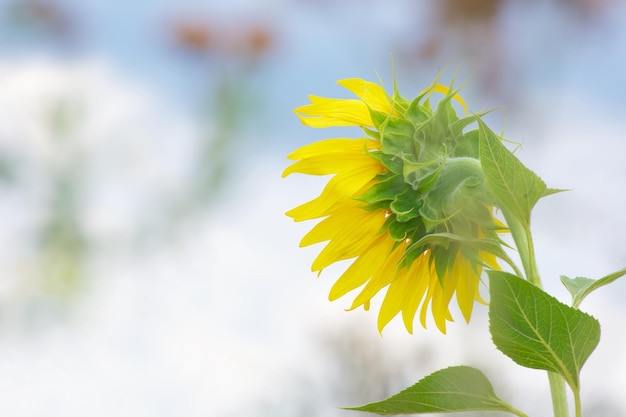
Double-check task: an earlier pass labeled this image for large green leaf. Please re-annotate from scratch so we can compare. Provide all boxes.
[345,366,522,415]
[477,119,546,226]
[488,271,600,391]
[561,267,626,308]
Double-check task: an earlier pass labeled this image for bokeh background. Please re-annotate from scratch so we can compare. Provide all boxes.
[0,0,625,416]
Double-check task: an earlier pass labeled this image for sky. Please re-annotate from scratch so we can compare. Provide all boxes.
[0,0,625,416]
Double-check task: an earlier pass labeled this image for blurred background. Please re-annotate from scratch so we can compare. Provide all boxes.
[0,0,625,415]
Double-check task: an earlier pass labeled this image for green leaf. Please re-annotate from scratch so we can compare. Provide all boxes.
[477,118,546,225]
[561,267,626,308]
[345,366,521,415]
[488,271,600,391]
[543,187,569,198]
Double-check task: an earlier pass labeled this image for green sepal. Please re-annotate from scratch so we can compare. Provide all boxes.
[429,157,484,199]
[405,232,517,273]
[453,129,480,159]
[378,117,419,167]
[380,116,415,145]
[418,157,488,226]
[488,271,600,392]
[358,174,406,204]
[412,124,445,164]
[360,199,391,212]
[561,267,626,309]
[416,164,442,194]
[406,97,432,125]
[370,109,390,130]
[451,109,500,159]
[344,366,523,415]
[433,246,456,282]
[402,158,443,191]
[418,200,450,231]
[450,115,478,138]
[369,151,403,175]
[388,84,410,110]
[390,189,422,222]
[387,215,422,242]
[361,126,380,140]
[423,97,458,148]
[450,198,499,234]
[435,94,461,126]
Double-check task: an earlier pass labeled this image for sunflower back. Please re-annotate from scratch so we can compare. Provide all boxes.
[286,76,507,333]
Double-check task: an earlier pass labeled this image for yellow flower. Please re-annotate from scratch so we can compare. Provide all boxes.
[284,76,504,334]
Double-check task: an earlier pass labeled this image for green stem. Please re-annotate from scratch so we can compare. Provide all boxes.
[522,220,541,287]
[500,208,531,281]
[548,372,569,417]
[504,403,531,417]
[573,387,582,417]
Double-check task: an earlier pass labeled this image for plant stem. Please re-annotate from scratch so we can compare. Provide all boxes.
[548,372,569,417]
[505,403,531,417]
[507,406,531,417]
[522,222,541,287]
[500,208,531,281]
[573,387,582,417]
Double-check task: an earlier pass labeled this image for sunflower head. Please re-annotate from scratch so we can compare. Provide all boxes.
[284,75,507,334]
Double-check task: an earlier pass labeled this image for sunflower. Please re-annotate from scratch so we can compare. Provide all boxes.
[284,77,506,334]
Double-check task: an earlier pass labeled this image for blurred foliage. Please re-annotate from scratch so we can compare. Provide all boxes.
[0,3,276,323]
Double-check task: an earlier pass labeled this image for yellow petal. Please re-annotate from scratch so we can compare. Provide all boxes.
[377,266,422,333]
[286,138,379,161]
[419,271,453,334]
[337,78,393,114]
[452,253,478,323]
[328,233,390,300]
[311,211,385,271]
[300,202,378,247]
[283,152,378,177]
[295,96,373,127]
[349,241,403,309]
[286,164,381,221]
[430,271,457,333]
[400,254,432,333]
